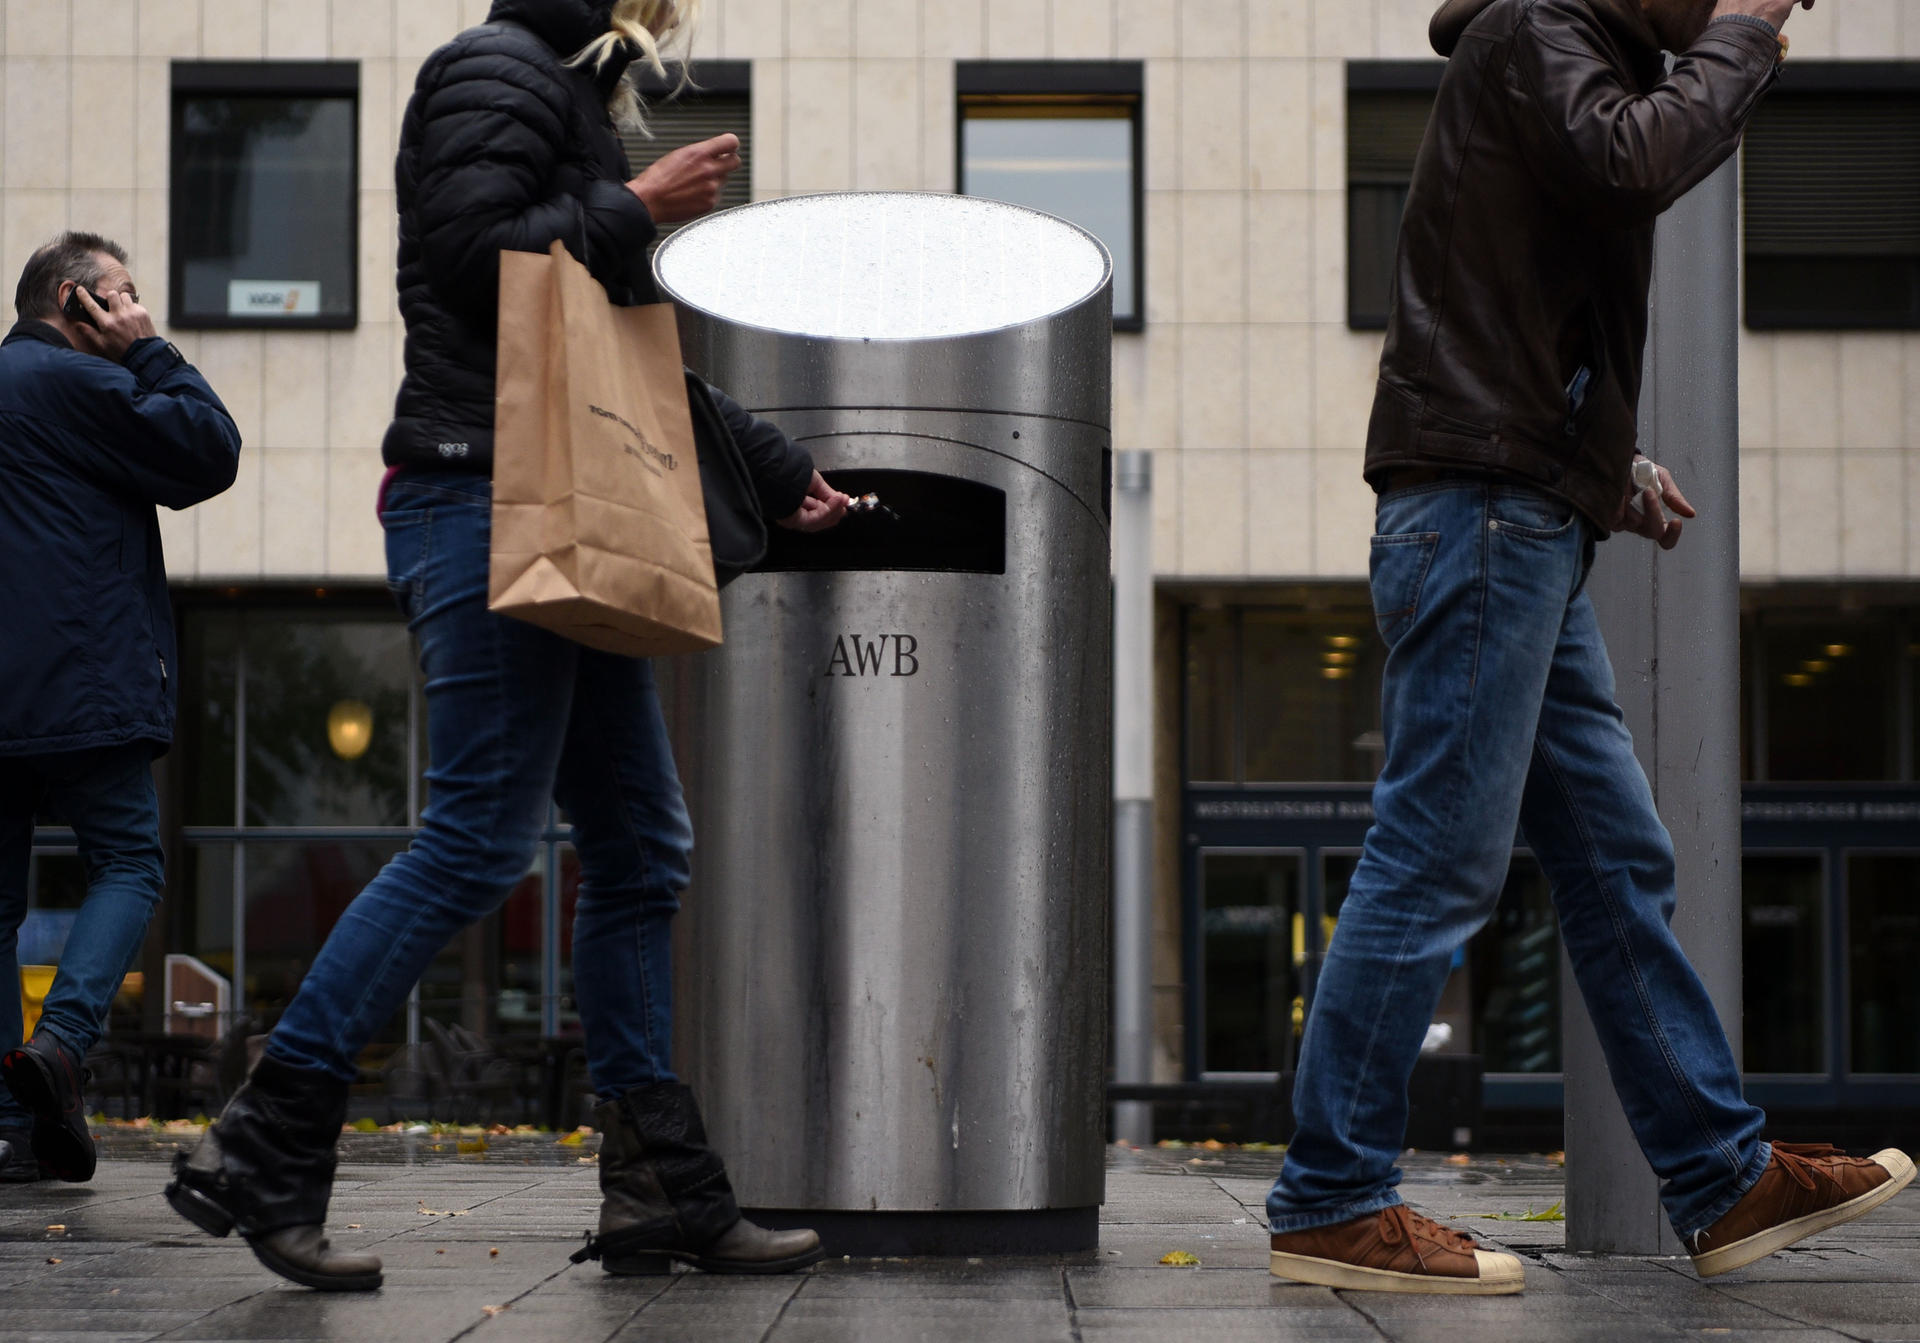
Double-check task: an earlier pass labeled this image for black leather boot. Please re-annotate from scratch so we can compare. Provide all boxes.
[570,1081,822,1276]
[0,1128,43,1182]
[164,1054,382,1292]
[2,1034,94,1181]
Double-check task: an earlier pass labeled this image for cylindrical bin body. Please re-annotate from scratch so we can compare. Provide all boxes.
[654,193,1111,1255]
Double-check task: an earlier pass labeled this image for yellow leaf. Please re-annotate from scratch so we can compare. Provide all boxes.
[456,1138,489,1154]
[1159,1251,1201,1266]
[557,1128,589,1147]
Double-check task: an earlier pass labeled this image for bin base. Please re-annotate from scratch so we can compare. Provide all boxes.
[742,1206,1100,1257]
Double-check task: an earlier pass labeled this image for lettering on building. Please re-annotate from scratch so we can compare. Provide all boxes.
[826,634,920,678]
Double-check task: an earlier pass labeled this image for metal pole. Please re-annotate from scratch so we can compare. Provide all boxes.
[1566,154,1744,1253]
[1113,449,1155,1147]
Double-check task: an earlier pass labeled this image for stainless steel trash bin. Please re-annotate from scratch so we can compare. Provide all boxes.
[654,193,1112,1255]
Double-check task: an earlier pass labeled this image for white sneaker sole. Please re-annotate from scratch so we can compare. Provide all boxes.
[1692,1149,1916,1279]
[1270,1247,1525,1295]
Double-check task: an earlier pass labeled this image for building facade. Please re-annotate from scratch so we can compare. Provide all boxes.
[5,0,1918,1126]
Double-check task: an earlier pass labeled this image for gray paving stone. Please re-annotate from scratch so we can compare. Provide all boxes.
[3,1142,1915,1340]
[1714,1282,1920,1341]
[1067,1266,1344,1309]
[1072,1306,1382,1342]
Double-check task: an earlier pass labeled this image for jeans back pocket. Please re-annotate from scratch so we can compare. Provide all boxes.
[1370,531,1441,648]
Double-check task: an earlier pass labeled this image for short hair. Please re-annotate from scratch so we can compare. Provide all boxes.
[13,231,129,321]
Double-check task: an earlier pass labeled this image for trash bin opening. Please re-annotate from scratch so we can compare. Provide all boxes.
[757,469,1006,575]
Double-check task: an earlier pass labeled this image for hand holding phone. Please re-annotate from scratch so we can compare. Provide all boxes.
[62,283,157,362]
[63,283,106,329]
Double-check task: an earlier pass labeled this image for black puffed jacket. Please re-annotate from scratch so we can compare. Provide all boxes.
[1364,0,1780,528]
[383,0,813,522]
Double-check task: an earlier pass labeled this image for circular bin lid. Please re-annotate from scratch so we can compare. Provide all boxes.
[654,192,1111,342]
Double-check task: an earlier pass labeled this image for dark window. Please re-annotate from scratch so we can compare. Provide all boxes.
[1742,853,1826,1074]
[619,61,751,250]
[1345,64,1442,331]
[1184,606,1238,783]
[957,62,1144,329]
[170,62,358,329]
[1847,853,1920,1073]
[1754,614,1899,782]
[1241,613,1384,783]
[1199,851,1303,1074]
[1467,859,1561,1075]
[1743,65,1920,330]
[1181,601,1384,785]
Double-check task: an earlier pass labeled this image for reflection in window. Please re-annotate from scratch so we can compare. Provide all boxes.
[1743,853,1825,1073]
[171,65,357,327]
[1183,602,1385,785]
[242,617,413,828]
[1242,614,1384,783]
[1743,82,1920,330]
[183,611,417,828]
[959,80,1141,326]
[1200,853,1301,1074]
[1760,619,1895,781]
[1848,853,1920,1074]
[1185,608,1236,782]
[1470,860,1560,1073]
[1346,86,1437,330]
[242,841,406,1030]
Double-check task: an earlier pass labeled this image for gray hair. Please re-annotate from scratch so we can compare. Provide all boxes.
[13,231,129,321]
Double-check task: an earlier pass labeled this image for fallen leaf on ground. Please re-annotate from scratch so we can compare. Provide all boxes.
[557,1128,590,1146]
[1445,1153,1471,1165]
[1546,1150,1566,1166]
[482,1304,509,1317]
[1159,1250,1201,1266]
[45,1225,64,1233]
[1482,1201,1565,1223]
[456,1138,489,1154]
[45,1258,60,1265]
[489,1248,499,1257]
[346,1224,361,1229]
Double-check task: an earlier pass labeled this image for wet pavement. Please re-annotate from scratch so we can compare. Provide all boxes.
[2,1136,1917,1341]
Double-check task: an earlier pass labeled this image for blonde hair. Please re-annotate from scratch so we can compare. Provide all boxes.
[568,0,704,134]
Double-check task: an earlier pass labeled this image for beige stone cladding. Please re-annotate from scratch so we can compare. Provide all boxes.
[3,0,1913,582]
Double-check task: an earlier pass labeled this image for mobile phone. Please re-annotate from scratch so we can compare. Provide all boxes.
[62,284,106,329]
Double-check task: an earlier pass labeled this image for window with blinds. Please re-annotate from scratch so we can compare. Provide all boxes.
[1346,81,1437,331]
[618,63,751,250]
[1744,79,1920,330]
[956,62,1145,330]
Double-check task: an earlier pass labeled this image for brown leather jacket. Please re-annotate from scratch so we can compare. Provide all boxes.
[1364,0,1781,528]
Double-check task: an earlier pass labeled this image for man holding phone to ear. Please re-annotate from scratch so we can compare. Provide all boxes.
[0,232,241,1184]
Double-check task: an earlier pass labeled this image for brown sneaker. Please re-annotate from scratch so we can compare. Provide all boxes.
[1689,1143,1915,1278]
[1269,1203,1524,1295]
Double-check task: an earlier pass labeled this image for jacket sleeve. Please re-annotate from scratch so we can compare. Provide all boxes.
[1507,4,1779,227]
[702,381,815,521]
[410,40,657,326]
[55,339,242,510]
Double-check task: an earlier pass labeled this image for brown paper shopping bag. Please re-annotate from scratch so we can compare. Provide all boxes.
[489,240,722,657]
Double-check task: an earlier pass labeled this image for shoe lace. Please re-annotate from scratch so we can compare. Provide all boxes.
[1771,1142,1847,1193]
[1379,1203,1476,1255]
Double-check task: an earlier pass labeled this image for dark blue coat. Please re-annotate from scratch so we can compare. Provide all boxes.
[0,322,241,757]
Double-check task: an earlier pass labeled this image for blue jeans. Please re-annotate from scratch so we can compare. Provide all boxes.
[1268,481,1768,1240]
[0,744,165,1129]
[266,472,692,1099]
